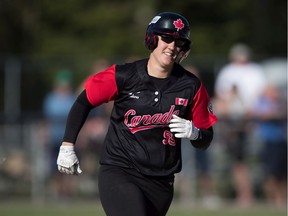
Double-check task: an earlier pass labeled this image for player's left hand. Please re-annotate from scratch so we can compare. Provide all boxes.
[169,114,199,140]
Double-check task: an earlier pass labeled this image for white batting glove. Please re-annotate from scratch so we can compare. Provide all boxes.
[57,145,82,175]
[169,114,200,140]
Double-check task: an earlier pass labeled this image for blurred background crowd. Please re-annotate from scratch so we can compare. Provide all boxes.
[0,0,286,212]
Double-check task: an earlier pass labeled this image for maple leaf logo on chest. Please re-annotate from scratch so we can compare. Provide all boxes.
[173,19,185,31]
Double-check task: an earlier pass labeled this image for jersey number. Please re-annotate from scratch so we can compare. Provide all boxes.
[163,130,176,146]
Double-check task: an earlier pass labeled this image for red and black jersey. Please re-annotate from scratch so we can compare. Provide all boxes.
[84,58,217,176]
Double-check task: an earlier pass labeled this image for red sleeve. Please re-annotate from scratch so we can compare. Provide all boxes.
[84,64,118,106]
[190,83,217,129]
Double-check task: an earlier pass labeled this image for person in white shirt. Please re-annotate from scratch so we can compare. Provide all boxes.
[215,43,267,112]
[214,43,267,208]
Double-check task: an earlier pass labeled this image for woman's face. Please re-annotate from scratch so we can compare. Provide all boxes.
[150,35,184,68]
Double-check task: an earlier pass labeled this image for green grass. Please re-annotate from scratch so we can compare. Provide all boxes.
[0,200,286,216]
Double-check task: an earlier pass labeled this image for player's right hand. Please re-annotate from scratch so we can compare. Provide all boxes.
[169,114,200,140]
[57,145,82,175]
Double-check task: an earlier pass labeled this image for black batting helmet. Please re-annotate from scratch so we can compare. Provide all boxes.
[145,12,191,52]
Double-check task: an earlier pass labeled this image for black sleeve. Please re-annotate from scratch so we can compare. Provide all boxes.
[62,90,94,143]
[190,126,214,150]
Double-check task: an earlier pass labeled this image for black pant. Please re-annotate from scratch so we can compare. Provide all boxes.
[98,165,174,216]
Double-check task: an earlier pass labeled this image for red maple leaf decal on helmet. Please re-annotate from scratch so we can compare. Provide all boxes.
[173,19,184,31]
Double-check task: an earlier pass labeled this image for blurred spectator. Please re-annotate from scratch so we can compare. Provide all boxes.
[43,69,77,199]
[252,84,287,208]
[215,43,266,113]
[214,43,267,207]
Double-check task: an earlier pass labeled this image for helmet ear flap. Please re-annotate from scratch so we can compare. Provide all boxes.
[145,33,158,50]
[181,42,191,54]
[175,43,191,63]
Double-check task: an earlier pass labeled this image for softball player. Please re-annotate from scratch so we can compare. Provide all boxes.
[57,12,217,216]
